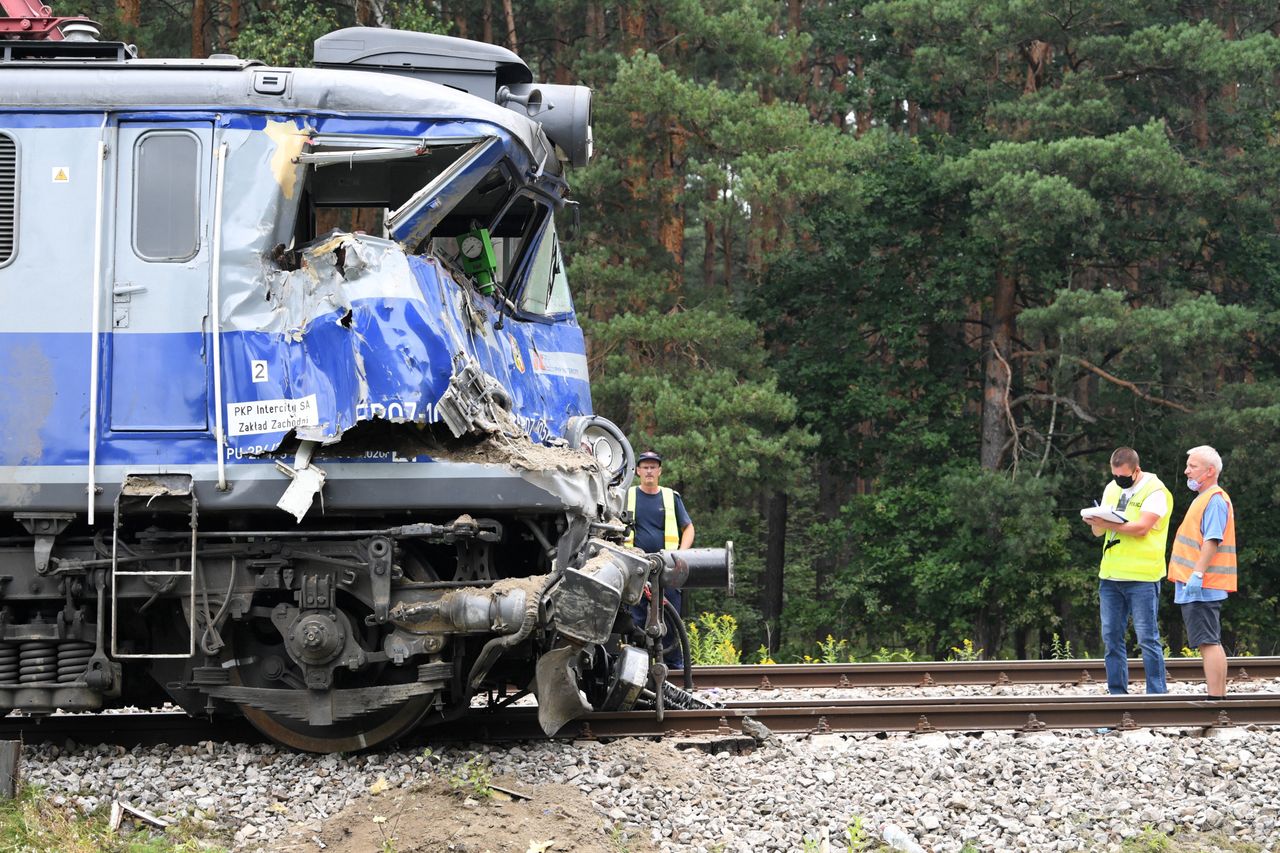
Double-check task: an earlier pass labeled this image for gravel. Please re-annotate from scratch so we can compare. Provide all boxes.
[21,719,1280,852]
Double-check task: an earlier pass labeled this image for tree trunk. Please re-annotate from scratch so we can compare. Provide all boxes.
[454,2,468,39]
[482,0,493,44]
[657,128,686,286]
[980,268,1016,470]
[190,0,206,58]
[553,18,571,83]
[619,7,645,52]
[1014,626,1027,660]
[852,53,868,135]
[762,490,787,653]
[117,0,139,26]
[703,184,717,289]
[813,461,848,639]
[228,0,241,40]
[587,1,604,43]
[1191,88,1209,150]
[501,0,517,52]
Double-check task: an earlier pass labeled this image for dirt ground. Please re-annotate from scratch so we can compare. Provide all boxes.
[272,772,658,853]
[310,777,651,853]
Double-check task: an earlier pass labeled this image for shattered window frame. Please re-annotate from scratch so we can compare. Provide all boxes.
[385,136,505,249]
[0,132,15,268]
[487,191,552,306]
[132,130,202,263]
[516,215,573,319]
[295,133,491,168]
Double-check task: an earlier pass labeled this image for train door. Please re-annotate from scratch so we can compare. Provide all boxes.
[108,121,213,432]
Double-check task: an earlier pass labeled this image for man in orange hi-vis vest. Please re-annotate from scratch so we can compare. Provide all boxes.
[1168,445,1237,699]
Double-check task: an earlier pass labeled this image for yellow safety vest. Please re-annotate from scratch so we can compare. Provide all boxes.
[1098,475,1173,582]
[1168,486,1237,592]
[624,486,679,550]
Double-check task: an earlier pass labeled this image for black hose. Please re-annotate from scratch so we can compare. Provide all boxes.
[662,598,693,690]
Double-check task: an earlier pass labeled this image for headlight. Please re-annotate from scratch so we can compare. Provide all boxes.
[565,415,634,487]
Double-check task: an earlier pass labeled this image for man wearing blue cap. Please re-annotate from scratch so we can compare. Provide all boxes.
[625,451,695,667]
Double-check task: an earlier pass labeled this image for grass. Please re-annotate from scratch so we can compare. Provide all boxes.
[0,785,226,852]
[1112,827,1264,853]
[447,756,494,799]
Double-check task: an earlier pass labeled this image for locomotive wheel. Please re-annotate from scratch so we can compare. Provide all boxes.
[225,610,436,753]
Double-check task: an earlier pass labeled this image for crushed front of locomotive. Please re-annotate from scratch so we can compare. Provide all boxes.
[0,25,732,750]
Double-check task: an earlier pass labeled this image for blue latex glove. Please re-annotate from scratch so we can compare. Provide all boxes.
[1186,572,1205,592]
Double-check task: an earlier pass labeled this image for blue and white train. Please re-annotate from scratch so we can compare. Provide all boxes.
[0,11,729,750]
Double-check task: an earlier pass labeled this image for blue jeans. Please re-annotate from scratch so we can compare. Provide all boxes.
[1099,579,1167,694]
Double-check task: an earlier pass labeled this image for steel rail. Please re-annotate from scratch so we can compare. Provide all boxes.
[675,657,1280,690]
[9,693,1280,748]
[438,694,1280,742]
[2,711,262,747]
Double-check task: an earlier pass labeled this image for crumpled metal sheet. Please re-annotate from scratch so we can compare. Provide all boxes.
[219,230,591,457]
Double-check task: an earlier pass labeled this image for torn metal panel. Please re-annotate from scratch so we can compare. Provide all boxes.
[220,231,591,454]
[274,440,327,522]
[386,136,506,247]
[437,354,514,437]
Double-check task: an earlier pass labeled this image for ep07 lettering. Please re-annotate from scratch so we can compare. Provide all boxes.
[356,400,421,421]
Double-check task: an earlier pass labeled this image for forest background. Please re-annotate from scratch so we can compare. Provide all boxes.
[85,0,1280,661]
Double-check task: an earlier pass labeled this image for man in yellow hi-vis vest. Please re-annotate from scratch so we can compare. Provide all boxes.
[1084,447,1172,695]
[626,450,695,667]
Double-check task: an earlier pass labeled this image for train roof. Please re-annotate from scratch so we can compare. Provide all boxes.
[0,53,555,167]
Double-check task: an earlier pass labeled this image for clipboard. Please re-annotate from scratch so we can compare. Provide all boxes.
[1080,506,1126,524]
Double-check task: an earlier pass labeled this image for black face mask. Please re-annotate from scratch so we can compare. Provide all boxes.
[1114,473,1136,489]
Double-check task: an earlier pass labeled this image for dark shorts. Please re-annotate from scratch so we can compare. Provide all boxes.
[1181,600,1222,648]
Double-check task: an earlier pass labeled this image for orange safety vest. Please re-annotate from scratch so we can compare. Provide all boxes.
[1167,486,1237,592]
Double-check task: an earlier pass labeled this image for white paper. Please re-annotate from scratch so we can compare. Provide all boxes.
[1080,506,1127,524]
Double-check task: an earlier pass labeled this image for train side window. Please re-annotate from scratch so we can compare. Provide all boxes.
[518,220,572,316]
[0,133,15,267]
[133,132,200,261]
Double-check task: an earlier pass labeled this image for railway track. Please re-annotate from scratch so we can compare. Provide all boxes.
[8,691,1280,749]
[676,656,1280,690]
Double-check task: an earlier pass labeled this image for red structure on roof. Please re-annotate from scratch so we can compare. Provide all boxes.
[0,0,97,40]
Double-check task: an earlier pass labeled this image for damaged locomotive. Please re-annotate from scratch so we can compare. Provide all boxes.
[0,10,732,750]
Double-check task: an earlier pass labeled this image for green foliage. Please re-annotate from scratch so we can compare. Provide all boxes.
[753,645,777,665]
[844,817,873,852]
[229,0,446,66]
[687,613,743,665]
[801,819,873,853]
[229,0,344,67]
[0,785,223,852]
[816,635,851,664]
[448,757,493,799]
[870,646,916,663]
[1118,826,1171,852]
[946,639,984,662]
[608,822,634,853]
[1050,634,1074,661]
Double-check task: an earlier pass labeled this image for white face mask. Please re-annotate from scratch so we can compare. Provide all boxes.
[1187,477,1202,492]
